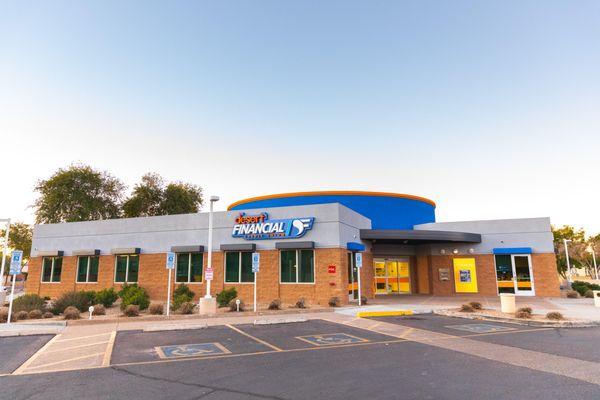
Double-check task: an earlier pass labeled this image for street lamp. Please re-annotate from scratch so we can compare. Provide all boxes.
[564,239,572,282]
[205,195,219,299]
[588,245,598,281]
[199,196,219,316]
[0,218,11,294]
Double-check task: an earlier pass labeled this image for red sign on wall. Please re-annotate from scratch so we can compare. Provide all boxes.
[328,265,336,274]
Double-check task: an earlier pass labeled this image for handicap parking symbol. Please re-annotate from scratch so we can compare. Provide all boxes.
[156,342,231,358]
[296,333,368,346]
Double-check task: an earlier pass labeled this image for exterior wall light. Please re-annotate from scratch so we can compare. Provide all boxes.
[440,249,446,255]
[452,249,459,255]
[468,248,475,254]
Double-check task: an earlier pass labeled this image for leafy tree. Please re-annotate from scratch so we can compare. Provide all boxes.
[123,173,203,217]
[122,173,164,218]
[553,225,585,277]
[34,164,125,223]
[1,222,33,284]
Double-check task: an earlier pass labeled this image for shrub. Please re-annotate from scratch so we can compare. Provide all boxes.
[546,312,564,320]
[124,305,140,317]
[515,310,532,319]
[460,304,474,312]
[517,307,532,315]
[92,304,106,316]
[216,288,237,307]
[15,311,29,320]
[585,290,595,298]
[295,298,307,309]
[566,290,579,299]
[28,309,43,319]
[0,308,15,323]
[571,281,600,296]
[63,306,81,320]
[52,291,93,314]
[172,284,195,311]
[469,301,482,310]
[12,294,46,313]
[268,299,281,310]
[81,290,96,305]
[328,297,340,307]
[95,288,118,307]
[229,299,245,312]
[119,284,150,311]
[149,303,164,315]
[361,295,368,305]
[179,302,195,314]
[43,311,54,319]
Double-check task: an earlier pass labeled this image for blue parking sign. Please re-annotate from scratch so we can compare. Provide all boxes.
[166,252,176,270]
[252,252,260,273]
[355,252,363,269]
[9,250,23,275]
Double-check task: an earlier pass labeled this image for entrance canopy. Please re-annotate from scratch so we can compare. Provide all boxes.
[359,229,481,245]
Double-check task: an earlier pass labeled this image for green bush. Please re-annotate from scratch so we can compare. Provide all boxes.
[81,290,97,305]
[12,294,46,313]
[585,290,595,298]
[95,288,118,307]
[52,291,93,314]
[216,288,237,307]
[119,284,150,311]
[572,281,600,296]
[172,284,195,311]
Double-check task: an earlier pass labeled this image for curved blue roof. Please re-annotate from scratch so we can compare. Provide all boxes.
[228,191,436,230]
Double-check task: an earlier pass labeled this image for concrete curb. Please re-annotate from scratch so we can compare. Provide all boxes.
[434,310,600,328]
[253,317,307,325]
[0,322,65,337]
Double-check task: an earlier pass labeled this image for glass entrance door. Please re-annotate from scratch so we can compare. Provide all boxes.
[374,258,411,294]
[494,254,535,296]
[348,253,359,301]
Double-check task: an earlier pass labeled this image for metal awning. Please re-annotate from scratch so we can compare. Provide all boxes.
[360,229,481,244]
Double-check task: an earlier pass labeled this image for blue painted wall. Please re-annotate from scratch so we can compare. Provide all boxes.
[229,194,436,230]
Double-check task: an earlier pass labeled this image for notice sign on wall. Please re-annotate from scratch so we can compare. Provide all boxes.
[453,258,478,293]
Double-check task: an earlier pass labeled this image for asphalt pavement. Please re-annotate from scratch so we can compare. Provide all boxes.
[2,316,600,399]
[0,334,53,374]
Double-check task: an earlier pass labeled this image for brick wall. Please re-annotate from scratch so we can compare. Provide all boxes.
[531,253,561,297]
[25,248,353,306]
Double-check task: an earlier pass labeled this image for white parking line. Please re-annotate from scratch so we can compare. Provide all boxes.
[102,331,117,367]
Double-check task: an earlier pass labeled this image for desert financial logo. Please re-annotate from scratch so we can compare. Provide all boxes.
[232,212,315,240]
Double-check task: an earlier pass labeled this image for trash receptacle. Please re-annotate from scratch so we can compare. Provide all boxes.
[593,291,600,308]
[500,293,516,313]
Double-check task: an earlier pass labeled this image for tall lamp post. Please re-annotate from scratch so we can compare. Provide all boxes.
[0,218,11,295]
[564,239,572,283]
[199,196,219,315]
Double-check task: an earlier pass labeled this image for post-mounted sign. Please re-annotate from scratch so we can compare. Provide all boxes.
[166,252,176,270]
[9,250,23,275]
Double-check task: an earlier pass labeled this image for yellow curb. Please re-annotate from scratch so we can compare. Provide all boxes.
[356,310,413,318]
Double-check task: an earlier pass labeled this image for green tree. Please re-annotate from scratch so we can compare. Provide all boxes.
[1,222,33,284]
[122,173,164,218]
[33,164,125,223]
[122,173,203,217]
[553,225,586,277]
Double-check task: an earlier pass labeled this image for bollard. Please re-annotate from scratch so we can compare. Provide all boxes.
[88,305,94,320]
[235,299,241,312]
[594,291,600,308]
[500,293,516,313]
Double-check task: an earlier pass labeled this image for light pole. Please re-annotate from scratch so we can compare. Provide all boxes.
[564,239,572,282]
[199,196,219,316]
[0,218,11,293]
[588,245,598,281]
[205,195,219,299]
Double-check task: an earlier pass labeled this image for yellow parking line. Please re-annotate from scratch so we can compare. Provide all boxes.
[24,352,105,371]
[103,331,117,367]
[13,334,62,375]
[226,324,283,351]
[44,340,109,354]
[54,332,112,343]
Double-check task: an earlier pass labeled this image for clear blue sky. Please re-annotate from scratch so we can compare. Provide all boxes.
[1,1,599,234]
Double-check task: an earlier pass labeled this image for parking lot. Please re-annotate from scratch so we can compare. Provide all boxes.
[111,320,399,365]
[3,315,600,399]
[0,334,54,374]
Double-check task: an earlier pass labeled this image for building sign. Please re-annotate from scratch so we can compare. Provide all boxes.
[453,258,478,293]
[328,265,336,274]
[232,212,315,240]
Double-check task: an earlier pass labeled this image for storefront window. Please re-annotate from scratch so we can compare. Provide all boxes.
[280,249,314,283]
[77,256,99,283]
[176,253,203,283]
[225,252,253,283]
[41,257,62,283]
[114,255,139,283]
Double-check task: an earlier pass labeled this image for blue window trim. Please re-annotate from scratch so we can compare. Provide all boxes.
[347,242,366,252]
[492,247,532,255]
